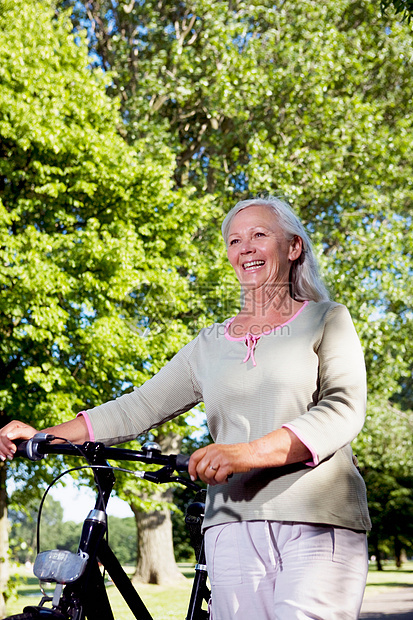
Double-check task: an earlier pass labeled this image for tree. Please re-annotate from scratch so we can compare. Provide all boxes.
[59,0,413,368]
[9,496,66,564]
[9,498,136,565]
[106,517,137,566]
[57,1,412,205]
[381,0,413,22]
[0,0,229,606]
[9,508,135,567]
[58,0,413,565]
[172,426,210,563]
[113,432,187,584]
[353,398,413,568]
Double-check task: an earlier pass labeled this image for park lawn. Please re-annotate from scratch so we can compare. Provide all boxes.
[5,561,413,619]
[364,560,413,596]
[5,564,200,620]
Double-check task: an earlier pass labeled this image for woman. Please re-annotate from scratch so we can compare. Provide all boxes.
[0,197,371,619]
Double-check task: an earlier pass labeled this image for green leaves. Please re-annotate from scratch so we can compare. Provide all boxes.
[0,0,216,434]
[353,397,413,559]
[62,0,413,391]
[381,0,413,23]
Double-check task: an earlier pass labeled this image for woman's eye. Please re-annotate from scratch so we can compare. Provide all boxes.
[229,238,239,245]
[255,232,265,237]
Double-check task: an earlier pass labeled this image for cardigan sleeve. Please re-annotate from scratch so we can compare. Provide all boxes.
[83,337,203,445]
[284,304,367,464]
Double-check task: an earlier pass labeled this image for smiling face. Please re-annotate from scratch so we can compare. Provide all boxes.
[226,205,302,293]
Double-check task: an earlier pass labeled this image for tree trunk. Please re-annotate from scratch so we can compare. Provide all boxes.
[131,433,186,585]
[0,461,9,617]
[394,537,406,568]
[373,539,383,571]
[131,487,185,585]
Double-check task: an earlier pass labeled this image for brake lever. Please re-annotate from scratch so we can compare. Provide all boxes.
[142,465,175,484]
[169,475,201,491]
[142,466,200,490]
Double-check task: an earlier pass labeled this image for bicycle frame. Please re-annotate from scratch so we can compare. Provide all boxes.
[15,437,210,620]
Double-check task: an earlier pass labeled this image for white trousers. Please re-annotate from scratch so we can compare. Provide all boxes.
[204,521,368,620]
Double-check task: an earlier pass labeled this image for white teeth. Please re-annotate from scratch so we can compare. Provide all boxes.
[243,260,265,270]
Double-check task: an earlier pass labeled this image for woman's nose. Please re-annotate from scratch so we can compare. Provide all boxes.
[240,240,254,254]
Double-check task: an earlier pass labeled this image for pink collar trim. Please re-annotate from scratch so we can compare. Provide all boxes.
[224,300,309,367]
[224,300,309,341]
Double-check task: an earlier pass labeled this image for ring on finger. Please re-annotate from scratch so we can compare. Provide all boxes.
[209,465,218,471]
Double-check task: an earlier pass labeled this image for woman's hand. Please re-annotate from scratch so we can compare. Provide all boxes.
[188,428,313,485]
[188,442,255,486]
[0,416,91,462]
[0,420,37,461]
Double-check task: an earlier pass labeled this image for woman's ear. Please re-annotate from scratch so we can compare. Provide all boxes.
[289,236,303,262]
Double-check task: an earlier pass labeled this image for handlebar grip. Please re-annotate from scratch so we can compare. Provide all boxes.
[14,440,29,457]
[175,453,190,471]
[18,433,55,461]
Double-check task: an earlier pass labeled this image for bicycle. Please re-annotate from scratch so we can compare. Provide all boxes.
[4,433,210,620]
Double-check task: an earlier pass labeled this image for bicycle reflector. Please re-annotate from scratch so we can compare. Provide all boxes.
[34,550,89,584]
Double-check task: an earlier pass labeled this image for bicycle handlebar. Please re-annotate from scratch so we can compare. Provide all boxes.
[15,433,191,471]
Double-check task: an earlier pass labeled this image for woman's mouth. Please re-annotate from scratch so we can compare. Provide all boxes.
[243,260,265,271]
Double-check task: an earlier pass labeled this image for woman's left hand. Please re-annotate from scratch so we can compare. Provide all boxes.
[188,442,255,485]
[188,428,313,485]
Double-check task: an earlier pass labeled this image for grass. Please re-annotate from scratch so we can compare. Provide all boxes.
[364,560,413,596]
[5,563,200,620]
[5,561,413,619]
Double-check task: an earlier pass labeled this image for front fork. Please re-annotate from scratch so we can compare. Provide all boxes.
[48,445,116,619]
[186,539,210,620]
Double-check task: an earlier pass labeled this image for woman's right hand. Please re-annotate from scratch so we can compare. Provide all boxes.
[0,420,37,461]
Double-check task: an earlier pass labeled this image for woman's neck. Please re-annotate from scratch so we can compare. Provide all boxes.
[229,286,304,337]
[242,284,291,316]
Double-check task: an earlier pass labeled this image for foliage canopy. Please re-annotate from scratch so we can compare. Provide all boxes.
[1,0,412,577]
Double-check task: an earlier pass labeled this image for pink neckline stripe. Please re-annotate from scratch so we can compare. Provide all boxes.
[225,300,309,341]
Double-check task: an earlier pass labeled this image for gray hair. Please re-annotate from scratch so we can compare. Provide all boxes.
[221,196,329,302]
